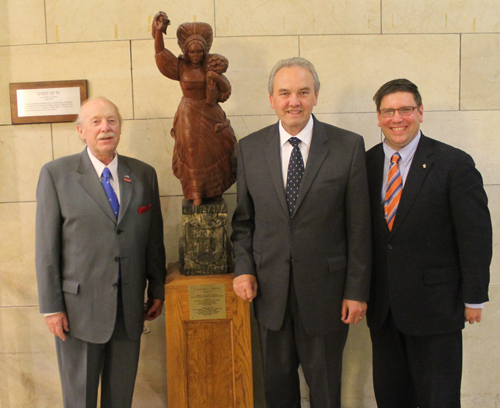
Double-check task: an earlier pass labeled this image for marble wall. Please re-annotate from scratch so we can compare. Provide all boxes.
[1,0,499,407]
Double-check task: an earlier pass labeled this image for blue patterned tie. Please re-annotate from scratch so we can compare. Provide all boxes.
[101,167,120,219]
[286,137,305,217]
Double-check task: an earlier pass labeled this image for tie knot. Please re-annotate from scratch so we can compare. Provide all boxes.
[391,153,401,164]
[102,167,111,179]
[288,137,301,148]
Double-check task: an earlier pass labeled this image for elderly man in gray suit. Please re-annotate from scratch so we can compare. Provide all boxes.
[231,57,371,408]
[36,97,167,408]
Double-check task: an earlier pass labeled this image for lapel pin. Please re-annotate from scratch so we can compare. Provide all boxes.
[123,175,132,183]
[422,164,427,169]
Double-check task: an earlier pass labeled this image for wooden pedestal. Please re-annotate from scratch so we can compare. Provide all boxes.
[165,266,254,407]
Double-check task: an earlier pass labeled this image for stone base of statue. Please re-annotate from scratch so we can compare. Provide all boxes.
[165,263,254,408]
[179,199,232,275]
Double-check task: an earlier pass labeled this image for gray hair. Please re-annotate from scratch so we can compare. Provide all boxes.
[268,57,321,95]
[76,96,122,126]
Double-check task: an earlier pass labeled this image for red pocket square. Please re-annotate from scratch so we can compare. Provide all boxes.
[138,204,152,214]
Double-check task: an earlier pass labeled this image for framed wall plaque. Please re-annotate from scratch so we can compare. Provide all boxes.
[9,80,88,124]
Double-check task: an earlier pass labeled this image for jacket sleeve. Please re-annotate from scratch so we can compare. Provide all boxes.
[449,153,491,303]
[343,135,372,301]
[146,168,167,301]
[231,141,257,278]
[35,165,65,314]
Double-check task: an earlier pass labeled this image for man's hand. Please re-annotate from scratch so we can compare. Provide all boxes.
[45,312,69,341]
[465,307,482,324]
[145,299,164,321]
[233,274,258,302]
[341,299,367,324]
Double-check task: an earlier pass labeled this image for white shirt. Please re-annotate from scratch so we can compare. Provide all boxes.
[87,147,121,204]
[279,115,314,187]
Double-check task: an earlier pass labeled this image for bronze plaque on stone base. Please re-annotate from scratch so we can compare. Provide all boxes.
[180,199,232,275]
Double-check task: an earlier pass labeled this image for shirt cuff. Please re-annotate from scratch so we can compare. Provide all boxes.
[465,303,484,309]
[44,312,64,317]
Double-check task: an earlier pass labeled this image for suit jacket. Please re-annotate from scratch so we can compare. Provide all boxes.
[366,134,492,336]
[231,116,371,337]
[36,149,166,344]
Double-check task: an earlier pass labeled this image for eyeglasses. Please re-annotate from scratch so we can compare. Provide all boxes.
[379,106,418,118]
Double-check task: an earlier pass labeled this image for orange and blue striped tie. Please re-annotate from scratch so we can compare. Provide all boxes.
[384,153,402,231]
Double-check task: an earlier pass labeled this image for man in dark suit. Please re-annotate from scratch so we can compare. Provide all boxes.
[231,57,371,408]
[36,97,167,408]
[366,78,492,408]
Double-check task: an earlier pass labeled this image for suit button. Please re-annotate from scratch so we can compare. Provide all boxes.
[117,229,123,235]
[388,244,393,250]
[291,228,296,232]
[112,283,118,288]
[114,256,120,262]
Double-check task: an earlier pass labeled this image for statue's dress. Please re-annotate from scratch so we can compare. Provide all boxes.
[155,49,236,202]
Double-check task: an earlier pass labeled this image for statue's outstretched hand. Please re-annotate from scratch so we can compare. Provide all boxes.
[152,11,170,38]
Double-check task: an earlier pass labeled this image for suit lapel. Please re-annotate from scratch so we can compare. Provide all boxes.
[293,117,328,216]
[390,134,434,236]
[77,149,117,223]
[264,123,289,216]
[117,157,133,225]
[368,145,387,229]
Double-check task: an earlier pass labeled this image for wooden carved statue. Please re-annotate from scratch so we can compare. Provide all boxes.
[152,12,237,206]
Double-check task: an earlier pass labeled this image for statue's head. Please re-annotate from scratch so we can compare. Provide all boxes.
[177,22,213,58]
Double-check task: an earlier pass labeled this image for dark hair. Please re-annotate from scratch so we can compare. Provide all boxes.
[373,78,422,110]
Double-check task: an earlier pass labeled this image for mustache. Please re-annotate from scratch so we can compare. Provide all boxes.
[97,132,116,140]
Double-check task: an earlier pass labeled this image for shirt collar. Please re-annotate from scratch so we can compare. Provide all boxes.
[383,130,421,164]
[279,115,314,147]
[86,147,119,179]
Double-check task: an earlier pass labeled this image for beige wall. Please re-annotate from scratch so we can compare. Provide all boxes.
[1,0,499,407]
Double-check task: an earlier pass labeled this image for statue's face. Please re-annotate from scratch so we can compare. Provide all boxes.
[187,42,204,65]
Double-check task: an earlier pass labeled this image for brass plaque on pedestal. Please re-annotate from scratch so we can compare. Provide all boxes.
[188,283,226,320]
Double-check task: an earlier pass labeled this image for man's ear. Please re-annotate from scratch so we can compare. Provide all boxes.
[77,125,84,141]
[313,91,319,107]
